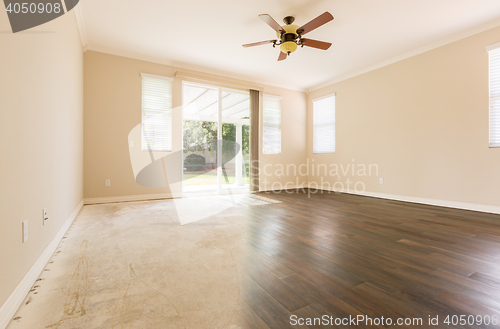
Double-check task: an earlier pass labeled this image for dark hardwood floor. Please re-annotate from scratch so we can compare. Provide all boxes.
[238,190,500,328]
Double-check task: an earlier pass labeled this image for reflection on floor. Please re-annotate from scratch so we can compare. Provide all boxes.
[8,190,500,329]
[174,193,280,225]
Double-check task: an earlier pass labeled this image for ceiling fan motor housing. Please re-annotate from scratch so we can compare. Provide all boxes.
[283,16,295,25]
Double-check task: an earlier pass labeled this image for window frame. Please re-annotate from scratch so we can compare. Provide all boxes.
[312,93,336,154]
[141,73,174,152]
[487,42,500,148]
[262,94,282,155]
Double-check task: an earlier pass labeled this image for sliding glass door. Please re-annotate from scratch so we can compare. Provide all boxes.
[182,82,249,195]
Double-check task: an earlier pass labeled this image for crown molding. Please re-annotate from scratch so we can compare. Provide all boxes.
[87,44,175,65]
[307,16,500,93]
[86,44,307,92]
[73,4,88,51]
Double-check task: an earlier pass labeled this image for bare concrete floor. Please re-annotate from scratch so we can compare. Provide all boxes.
[7,195,275,329]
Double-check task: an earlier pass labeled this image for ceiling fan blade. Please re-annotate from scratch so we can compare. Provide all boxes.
[242,40,277,48]
[259,14,285,33]
[302,38,332,50]
[278,51,287,61]
[298,12,334,35]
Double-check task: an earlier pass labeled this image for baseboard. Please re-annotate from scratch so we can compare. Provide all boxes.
[84,193,179,205]
[0,199,84,329]
[306,184,500,215]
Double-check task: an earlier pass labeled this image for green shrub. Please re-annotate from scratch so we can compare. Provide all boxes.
[184,154,206,172]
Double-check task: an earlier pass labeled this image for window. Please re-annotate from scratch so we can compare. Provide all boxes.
[313,94,335,154]
[488,43,500,147]
[141,73,173,151]
[262,95,281,154]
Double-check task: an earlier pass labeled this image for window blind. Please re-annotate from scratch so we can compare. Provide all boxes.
[262,95,281,154]
[489,46,500,147]
[141,76,173,151]
[313,94,335,154]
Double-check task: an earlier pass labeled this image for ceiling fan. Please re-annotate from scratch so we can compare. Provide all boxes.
[243,12,334,61]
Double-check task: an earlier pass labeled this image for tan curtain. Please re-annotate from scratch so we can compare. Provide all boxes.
[249,89,260,192]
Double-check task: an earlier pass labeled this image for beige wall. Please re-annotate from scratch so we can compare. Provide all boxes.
[0,13,84,307]
[83,51,307,199]
[260,87,307,191]
[307,26,500,207]
[84,51,177,199]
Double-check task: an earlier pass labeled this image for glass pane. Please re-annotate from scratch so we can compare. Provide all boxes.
[182,83,250,193]
[182,84,218,189]
[221,90,250,187]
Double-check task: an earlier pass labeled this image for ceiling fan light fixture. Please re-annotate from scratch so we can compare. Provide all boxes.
[243,12,334,61]
[280,41,297,54]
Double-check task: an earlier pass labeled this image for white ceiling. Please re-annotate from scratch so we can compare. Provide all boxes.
[80,0,500,91]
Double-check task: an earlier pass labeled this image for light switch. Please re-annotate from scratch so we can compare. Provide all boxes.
[43,208,48,225]
[22,221,28,243]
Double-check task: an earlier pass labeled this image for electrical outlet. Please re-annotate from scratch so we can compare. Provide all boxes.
[379,178,384,184]
[43,208,48,224]
[22,220,28,243]
[105,179,111,187]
